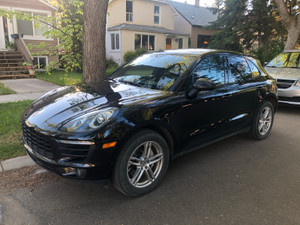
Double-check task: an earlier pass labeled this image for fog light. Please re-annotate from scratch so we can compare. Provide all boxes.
[76,168,87,178]
[63,167,75,175]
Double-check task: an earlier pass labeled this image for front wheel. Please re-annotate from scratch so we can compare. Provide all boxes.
[113,129,169,196]
[249,101,274,140]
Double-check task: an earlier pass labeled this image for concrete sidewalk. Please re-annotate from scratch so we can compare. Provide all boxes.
[0,155,36,172]
[0,78,60,103]
[0,78,59,172]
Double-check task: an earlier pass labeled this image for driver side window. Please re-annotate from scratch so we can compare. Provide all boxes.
[186,54,226,89]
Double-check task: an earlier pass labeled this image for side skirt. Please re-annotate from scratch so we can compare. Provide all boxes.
[171,127,251,160]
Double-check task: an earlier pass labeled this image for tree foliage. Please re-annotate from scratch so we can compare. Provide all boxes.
[0,0,84,71]
[208,0,287,57]
[53,0,84,71]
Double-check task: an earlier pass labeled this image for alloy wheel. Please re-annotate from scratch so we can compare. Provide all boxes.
[127,141,164,188]
[258,106,273,136]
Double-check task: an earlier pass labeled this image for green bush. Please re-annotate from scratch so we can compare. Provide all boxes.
[124,48,148,62]
[106,58,118,69]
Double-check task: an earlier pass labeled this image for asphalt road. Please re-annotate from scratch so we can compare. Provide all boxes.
[1,105,300,225]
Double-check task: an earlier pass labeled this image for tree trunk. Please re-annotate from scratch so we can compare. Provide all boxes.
[82,0,109,90]
[274,0,300,50]
[285,20,300,50]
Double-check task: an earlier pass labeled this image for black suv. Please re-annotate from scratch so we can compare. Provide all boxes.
[22,49,277,196]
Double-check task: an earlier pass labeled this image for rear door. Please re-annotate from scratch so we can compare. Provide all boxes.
[225,54,262,129]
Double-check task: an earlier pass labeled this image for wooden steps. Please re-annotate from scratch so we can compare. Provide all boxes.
[0,74,32,79]
[0,51,32,79]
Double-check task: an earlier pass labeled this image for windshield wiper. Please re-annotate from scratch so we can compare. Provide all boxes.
[119,80,143,87]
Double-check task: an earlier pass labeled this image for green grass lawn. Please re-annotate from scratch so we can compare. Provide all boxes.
[0,82,16,95]
[36,67,119,86]
[36,70,82,86]
[0,100,33,160]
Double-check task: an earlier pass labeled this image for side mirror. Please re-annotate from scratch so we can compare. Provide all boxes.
[186,78,217,99]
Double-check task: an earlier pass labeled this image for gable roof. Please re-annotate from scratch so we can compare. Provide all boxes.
[168,1,217,27]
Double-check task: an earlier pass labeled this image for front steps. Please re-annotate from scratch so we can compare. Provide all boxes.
[0,51,31,79]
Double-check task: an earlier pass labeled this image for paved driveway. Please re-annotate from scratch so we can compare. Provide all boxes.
[0,105,300,225]
[0,79,60,103]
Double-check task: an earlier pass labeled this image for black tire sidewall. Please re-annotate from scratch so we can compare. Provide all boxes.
[113,130,169,196]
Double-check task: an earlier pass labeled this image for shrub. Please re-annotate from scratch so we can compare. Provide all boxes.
[124,48,148,62]
[106,58,118,69]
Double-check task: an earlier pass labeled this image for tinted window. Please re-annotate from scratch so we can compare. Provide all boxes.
[247,59,261,77]
[192,54,226,85]
[228,55,252,83]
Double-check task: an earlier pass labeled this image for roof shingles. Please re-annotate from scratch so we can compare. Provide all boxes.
[169,1,218,27]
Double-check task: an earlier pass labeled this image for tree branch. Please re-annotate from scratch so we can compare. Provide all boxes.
[274,0,293,28]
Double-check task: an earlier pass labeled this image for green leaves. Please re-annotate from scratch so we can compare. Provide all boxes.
[0,0,84,72]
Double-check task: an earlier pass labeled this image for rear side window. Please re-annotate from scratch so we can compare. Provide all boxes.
[228,55,252,83]
[246,59,261,77]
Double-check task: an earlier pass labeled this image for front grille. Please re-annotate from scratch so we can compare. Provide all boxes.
[23,124,92,163]
[59,145,91,161]
[276,79,296,89]
[22,124,54,159]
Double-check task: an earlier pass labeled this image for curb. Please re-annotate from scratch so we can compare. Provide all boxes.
[0,155,36,173]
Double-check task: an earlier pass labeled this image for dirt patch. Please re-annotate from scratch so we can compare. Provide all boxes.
[0,166,60,193]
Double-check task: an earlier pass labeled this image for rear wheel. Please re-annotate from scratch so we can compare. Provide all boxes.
[113,129,169,196]
[249,101,274,140]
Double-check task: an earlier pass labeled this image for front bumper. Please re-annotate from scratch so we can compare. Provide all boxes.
[22,123,116,180]
[24,141,114,180]
[278,87,300,105]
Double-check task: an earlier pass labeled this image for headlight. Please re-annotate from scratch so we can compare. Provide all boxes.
[59,107,119,132]
[295,80,300,87]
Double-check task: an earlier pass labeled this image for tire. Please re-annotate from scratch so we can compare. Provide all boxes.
[113,129,170,196]
[249,101,274,140]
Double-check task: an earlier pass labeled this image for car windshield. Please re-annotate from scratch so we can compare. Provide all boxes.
[266,52,300,68]
[110,53,198,91]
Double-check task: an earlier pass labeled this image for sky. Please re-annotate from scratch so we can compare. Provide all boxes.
[172,0,215,7]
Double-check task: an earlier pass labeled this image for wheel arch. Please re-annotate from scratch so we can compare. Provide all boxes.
[263,94,278,112]
[113,122,176,163]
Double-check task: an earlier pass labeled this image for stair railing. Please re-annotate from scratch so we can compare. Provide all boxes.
[13,34,33,65]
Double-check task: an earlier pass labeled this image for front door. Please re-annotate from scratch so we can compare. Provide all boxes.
[170,54,234,151]
[0,17,6,50]
[166,38,172,49]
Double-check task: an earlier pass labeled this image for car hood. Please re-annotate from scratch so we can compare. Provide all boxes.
[264,67,300,80]
[23,81,165,133]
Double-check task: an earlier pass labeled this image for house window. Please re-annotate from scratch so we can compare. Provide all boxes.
[197,35,211,48]
[135,34,155,50]
[33,56,48,69]
[17,12,49,37]
[111,33,120,50]
[154,6,160,24]
[126,0,133,22]
[178,38,183,49]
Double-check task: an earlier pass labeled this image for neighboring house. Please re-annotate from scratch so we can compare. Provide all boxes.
[169,1,218,49]
[0,0,58,77]
[106,0,189,64]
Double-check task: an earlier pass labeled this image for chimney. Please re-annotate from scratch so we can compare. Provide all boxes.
[195,0,200,7]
